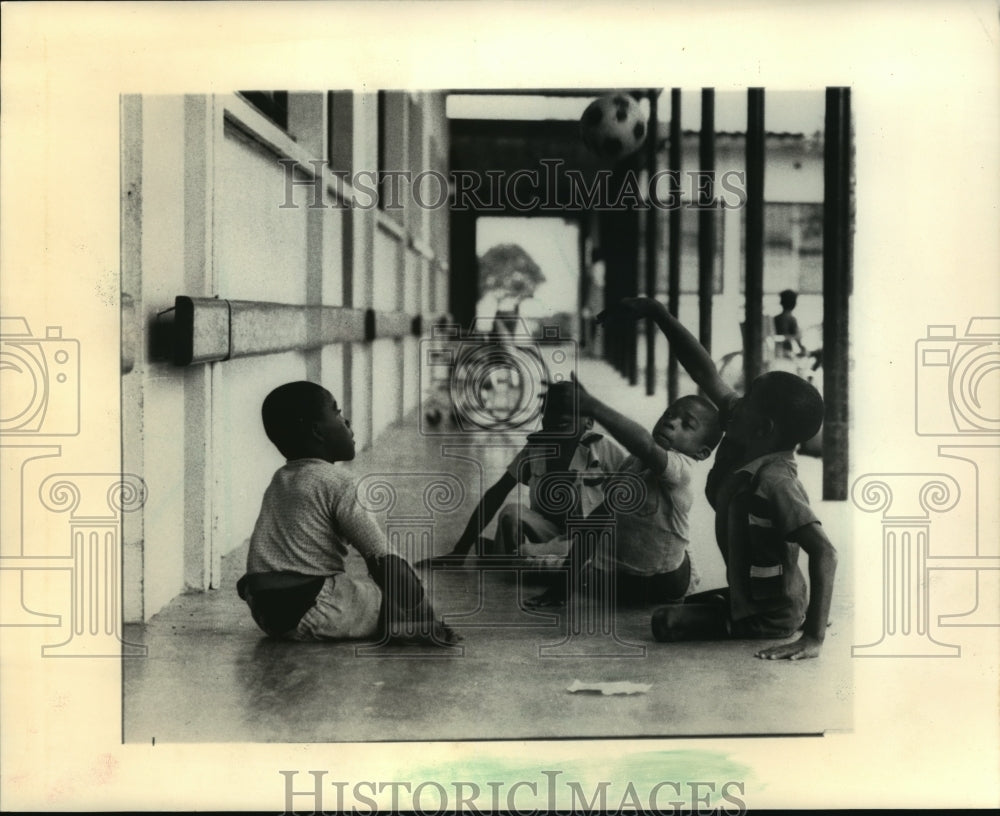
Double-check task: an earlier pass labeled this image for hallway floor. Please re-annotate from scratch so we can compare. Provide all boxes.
[123,360,853,743]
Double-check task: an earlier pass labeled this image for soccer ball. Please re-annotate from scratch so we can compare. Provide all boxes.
[580,93,649,161]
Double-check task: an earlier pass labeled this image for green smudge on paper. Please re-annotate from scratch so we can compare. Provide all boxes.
[406,748,754,794]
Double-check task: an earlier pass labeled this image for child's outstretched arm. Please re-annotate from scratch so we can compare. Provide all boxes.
[563,378,671,477]
[416,473,518,565]
[450,473,518,557]
[600,296,736,409]
[756,523,838,661]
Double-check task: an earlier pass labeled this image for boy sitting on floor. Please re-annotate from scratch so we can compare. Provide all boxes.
[527,377,723,609]
[236,381,457,646]
[420,391,625,566]
[606,297,837,661]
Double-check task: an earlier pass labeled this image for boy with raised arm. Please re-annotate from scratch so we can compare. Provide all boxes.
[606,296,837,661]
[527,377,723,609]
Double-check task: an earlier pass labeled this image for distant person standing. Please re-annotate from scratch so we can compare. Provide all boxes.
[492,295,523,338]
[773,289,807,358]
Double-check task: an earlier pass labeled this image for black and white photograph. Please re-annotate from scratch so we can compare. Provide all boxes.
[1,2,997,812]
[119,87,853,745]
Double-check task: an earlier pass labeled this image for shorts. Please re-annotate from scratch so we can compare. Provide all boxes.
[289,573,382,641]
[612,550,693,607]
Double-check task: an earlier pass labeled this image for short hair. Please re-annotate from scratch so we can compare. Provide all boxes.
[675,394,724,451]
[750,371,824,447]
[261,381,330,457]
[779,289,798,310]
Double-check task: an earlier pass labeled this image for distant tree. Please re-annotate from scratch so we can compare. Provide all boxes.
[478,244,546,303]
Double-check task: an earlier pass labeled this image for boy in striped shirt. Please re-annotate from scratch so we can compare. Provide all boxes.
[607,297,837,661]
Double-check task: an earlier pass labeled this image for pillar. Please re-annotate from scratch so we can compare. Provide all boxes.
[743,88,765,388]
[823,86,852,500]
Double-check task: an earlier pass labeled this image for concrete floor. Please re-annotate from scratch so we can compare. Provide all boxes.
[123,360,853,743]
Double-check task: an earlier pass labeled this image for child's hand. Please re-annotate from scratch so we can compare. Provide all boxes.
[596,297,657,326]
[567,372,594,413]
[547,379,575,407]
[547,377,592,416]
[755,634,823,661]
[432,617,462,645]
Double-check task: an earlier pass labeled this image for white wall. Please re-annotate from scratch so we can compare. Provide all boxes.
[215,129,310,303]
[123,91,450,621]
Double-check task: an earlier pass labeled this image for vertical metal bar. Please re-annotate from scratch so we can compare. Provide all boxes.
[698,88,716,358]
[744,88,765,389]
[448,210,479,330]
[667,88,682,404]
[578,213,590,350]
[602,175,640,383]
[645,89,660,395]
[823,86,851,501]
[625,179,640,387]
[598,209,617,369]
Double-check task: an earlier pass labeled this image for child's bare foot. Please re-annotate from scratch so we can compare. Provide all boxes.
[385,611,462,648]
[650,605,680,642]
[433,619,462,646]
